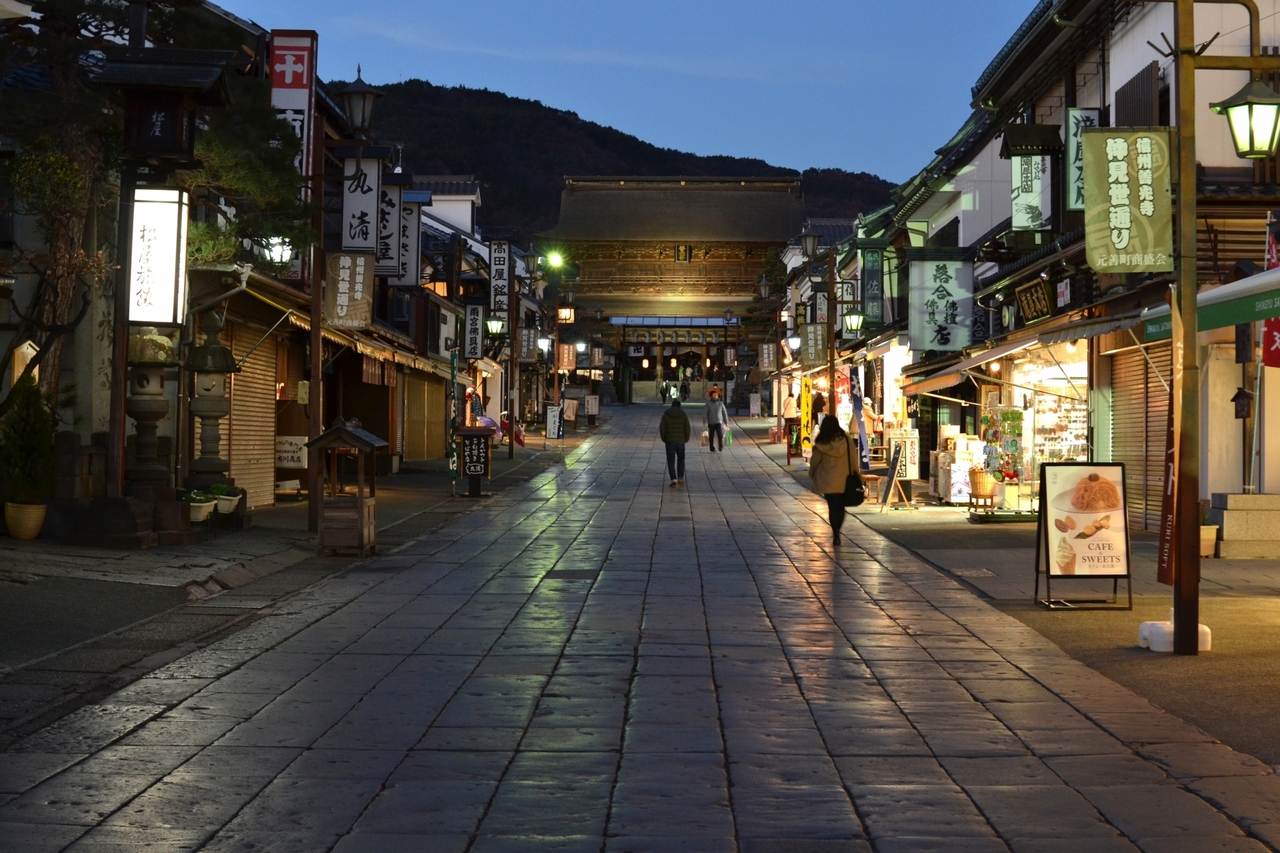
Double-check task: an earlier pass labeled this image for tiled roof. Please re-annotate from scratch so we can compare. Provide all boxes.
[542,177,805,242]
[413,175,481,197]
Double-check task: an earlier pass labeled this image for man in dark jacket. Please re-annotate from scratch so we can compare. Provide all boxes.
[658,399,691,487]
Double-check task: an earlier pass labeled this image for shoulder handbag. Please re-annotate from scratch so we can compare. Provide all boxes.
[842,436,865,507]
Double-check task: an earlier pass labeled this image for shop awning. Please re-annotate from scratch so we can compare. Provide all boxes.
[1141,267,1280,341]
[900,338,1034,396]
[1037,311,1142,346]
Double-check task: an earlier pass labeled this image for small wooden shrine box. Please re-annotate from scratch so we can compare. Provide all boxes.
[306,417,388,556]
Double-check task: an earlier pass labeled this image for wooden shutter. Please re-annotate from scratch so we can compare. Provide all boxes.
[425,375,446,459]
[230,329,278,511]
[404,373,427,460]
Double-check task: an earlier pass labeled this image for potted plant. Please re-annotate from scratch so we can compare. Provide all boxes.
[1201,505,1219,559]
[0,375,55,540]
[183,490,216,522]
[208,483,242,514]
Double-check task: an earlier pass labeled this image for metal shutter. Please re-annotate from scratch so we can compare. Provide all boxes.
[404,373,428,460]
[426,375,446,459]
[1110,344,1171,531]
[230,328,278,511]
[393,366,405,456]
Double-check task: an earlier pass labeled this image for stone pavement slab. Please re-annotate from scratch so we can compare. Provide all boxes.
[0,406,1278,851]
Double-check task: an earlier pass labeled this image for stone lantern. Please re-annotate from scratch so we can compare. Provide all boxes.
[184,310,239,490]
[124,326,177,492]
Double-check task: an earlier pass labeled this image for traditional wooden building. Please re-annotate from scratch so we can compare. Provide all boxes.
[539,176,804,395]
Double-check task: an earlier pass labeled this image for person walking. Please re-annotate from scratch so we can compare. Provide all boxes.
[808,416,856,547]
[680,377,690,402]
[704,386,728,452]
[781,389,798,420]
[659,398,691,487]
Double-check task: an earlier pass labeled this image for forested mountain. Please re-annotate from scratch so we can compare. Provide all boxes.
[336,78,896,240]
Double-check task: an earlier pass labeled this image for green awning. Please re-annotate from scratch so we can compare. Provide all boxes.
[1141,269,1280,341]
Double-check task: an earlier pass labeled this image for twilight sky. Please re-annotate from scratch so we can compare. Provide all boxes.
[213,0,1036,185]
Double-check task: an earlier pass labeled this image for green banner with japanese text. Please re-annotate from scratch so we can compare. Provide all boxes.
[1083,128,1174,274]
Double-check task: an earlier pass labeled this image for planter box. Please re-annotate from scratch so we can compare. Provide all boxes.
[215,494,241,514]
[1201,525,1219,558]
[188,501,215,523]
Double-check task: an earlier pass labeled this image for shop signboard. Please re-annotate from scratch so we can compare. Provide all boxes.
[1065,108,1100,211]
[799,376,813,458]
[128,188,189,326]
[908,260,973,352]
[862,248,884,325]
[562,398,579,423]
[341,158,381,255]
[275,435,307,469]
[546,405,563,440]
[1011,155,1051,231]
[724,346,737,367]
[461,432,488,476]
[463,305,484,359]
[324,252,374,330]
[886,428,919,482]
[749,393,761,417]
[1083,128,1174,273]
[375,183,401,275]
[1265,317,1280,368]
[1037,463,1132,578]
[387,196,424,287]
[490,240,510,313]
[583,395,599,416]
[759,343,777,372]
[590,346,604,368]
[799,323,826,369]
[1015,280,1053,324]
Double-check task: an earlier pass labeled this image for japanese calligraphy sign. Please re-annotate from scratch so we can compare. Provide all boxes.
[1012,155,1051,231]
[908,260,973,352]
[269,31,316,183]
[813,291,829,324]
[275,436,307,469]
[461,432,489,476]
[557,343,576,372]
[799,323,826,369]
[490,240,510,312]
[324,252,373,329]
[520,328,539,363]
[1066,108,1100,211]
[128,188,188,326]
[1265,317,1280,368]
[723,347,737,367]
[862,248,884,325]
[590,346,604,368]
[387,197,422,286]
[342,158,381,254]
[1083,128,1173,273]
[1015,280,1053,325]
[375,183,401,275]
[759,343,777,372]
[464,305,484,359]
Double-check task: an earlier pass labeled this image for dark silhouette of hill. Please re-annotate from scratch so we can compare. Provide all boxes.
[342,79,894,240]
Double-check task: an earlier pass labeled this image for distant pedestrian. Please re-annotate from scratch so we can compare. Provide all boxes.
[680,378,690,401]
[781,390,798,420]
[808,416,857,547]
[659,398,691,487]
[704,386,728,452]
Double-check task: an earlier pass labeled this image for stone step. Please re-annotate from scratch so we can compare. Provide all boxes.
[1208,508,1280,542]
[1217,539,1280,559]
[1211,492,1280,511]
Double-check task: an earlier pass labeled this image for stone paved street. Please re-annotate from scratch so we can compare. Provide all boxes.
[2,405,1279,852]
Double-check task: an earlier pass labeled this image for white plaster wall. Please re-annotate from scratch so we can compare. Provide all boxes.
[1202,343,1245,497]
[952,137,1011,246]
[429,198,475,234]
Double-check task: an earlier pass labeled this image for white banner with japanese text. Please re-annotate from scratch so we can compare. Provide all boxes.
[490,240,510,312]
[342,158,380,254]
[908,260,973,352]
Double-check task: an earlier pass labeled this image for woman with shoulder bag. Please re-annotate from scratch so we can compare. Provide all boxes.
[807,416,863,547]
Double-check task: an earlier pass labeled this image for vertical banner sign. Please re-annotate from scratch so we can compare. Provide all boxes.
[1011,155,1051,231]
[799,323,826,369]
[862,248,884,325]
[557,343,576,372]
[1083,128,1174,273]
[814,291,829,324]
[490,240,510,312]
[799,376,813,457]
[1265,317,1280,368]
[464,305,484,359]
[759,343,776,372]
[520,329,539,363]
[270,31,316,280]
[324,253,374,329]
[724,347,736,367]
[908,260,973,351]
[1066,108,1100,211]
[388,196,423,286]
[590,346,604,368]
[375,183,401,275]
[342,158,380,254]
[546,405,563,440]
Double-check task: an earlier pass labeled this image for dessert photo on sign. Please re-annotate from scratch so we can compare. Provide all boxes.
[1042,464,1130,577]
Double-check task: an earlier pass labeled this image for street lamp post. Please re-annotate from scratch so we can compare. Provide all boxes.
[1161,0,1280,653]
